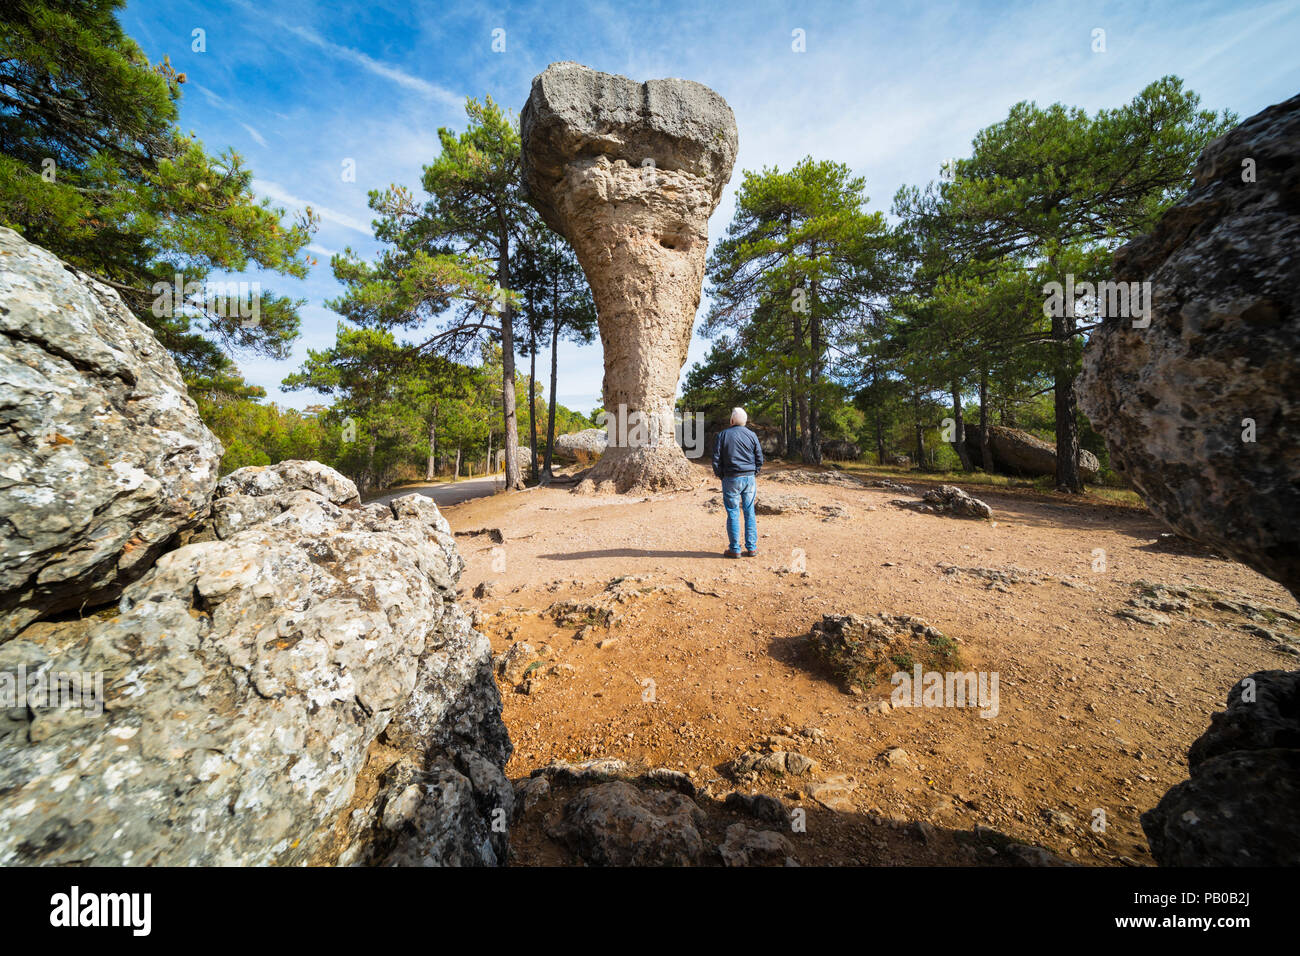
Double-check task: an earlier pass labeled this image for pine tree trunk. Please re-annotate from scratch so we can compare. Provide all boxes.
[497,220,523,490]
[425,402,437,481]
[454,446,461,480]
[952,381,972,471]
[528,337,538,483]
[913,391,925,468]
[1049,256,1082,493]
[543,318,559,483]
[979,369,992,473]
[808,307,823,465]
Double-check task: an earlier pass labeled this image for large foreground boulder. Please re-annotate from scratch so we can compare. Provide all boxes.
[0,227,223,639]
[1079,92,1300,596]
[0,463,511,865]
[0,233,510,866]
[1079,94,1300,866]
[521,62,738,493]
[963,425,1099,482]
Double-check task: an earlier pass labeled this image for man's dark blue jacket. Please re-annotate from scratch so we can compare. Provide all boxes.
[713,425,764,478]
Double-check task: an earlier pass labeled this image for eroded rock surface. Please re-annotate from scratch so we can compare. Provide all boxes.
[521,61,738,493]
[0,233,510,866]
[0,227,223,638]
[0,464,511,865]
[1079,92,1300,596]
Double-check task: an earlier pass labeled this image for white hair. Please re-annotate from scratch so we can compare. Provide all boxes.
[730,407,747,426]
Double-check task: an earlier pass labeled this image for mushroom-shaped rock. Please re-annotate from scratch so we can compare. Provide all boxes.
[521,61,738,493]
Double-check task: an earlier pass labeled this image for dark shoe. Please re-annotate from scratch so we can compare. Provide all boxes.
[742,550,758,557]
[723,550,740,558]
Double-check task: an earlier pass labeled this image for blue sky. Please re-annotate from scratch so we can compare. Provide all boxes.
[121,0,1300,414]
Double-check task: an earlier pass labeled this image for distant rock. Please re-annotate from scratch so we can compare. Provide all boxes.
[891,484,993,519]
[553,427,607,463]
[964,425,1099,482]
[1079,92,1300,597]
[820,439,861,461]
[0,227,223,639]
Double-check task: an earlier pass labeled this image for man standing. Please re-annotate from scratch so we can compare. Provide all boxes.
[712,407,763,558]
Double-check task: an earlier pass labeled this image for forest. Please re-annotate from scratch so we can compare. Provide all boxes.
[0,0,1232,495]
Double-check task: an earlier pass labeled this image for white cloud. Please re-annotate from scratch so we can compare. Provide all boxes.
[240,122,268,147]
[255,179,373,235]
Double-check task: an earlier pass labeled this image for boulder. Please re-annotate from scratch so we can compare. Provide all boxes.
[963,425,1099,482]
[0,227,223,639]
[0,234,510,866]
[553,427,608,464]
[820,439,861,461]
[0,465,511,865]
[891,484,993,519]
[547,780,707,865]
[1079,92,1300,596]
[718,823,797,866]
[521,62,738,493]
[1142,671,1300,865]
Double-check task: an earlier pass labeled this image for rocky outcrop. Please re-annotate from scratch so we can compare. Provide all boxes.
[963,425,1099,482]
[0,227,223,639]
[0,461,511,866]
[0,232,510,866]
[1142,671,1300,865]
[521,62,738,493]
[1079,93,1300,596]
[547,780,707,866]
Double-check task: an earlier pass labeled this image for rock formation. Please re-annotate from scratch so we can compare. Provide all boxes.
[0,227,223,639]
[0,230,510,866]
[521,62,738,493]
[1078,94,1300,864]
[1079,92,1300,597]
[1142,671,1300,865]
[553,426,608,464]
[963,425,1099,482]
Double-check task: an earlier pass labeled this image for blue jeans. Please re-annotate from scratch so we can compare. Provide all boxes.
[722,474,757,553]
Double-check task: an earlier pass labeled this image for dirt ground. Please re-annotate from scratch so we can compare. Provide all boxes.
[434,459,1299,866]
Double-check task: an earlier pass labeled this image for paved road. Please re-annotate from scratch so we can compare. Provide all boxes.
[368,474,503,509]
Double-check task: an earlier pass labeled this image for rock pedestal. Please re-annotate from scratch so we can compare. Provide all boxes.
[521,61,738,493]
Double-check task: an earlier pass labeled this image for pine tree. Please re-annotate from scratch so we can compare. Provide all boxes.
[0,0,316,384]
